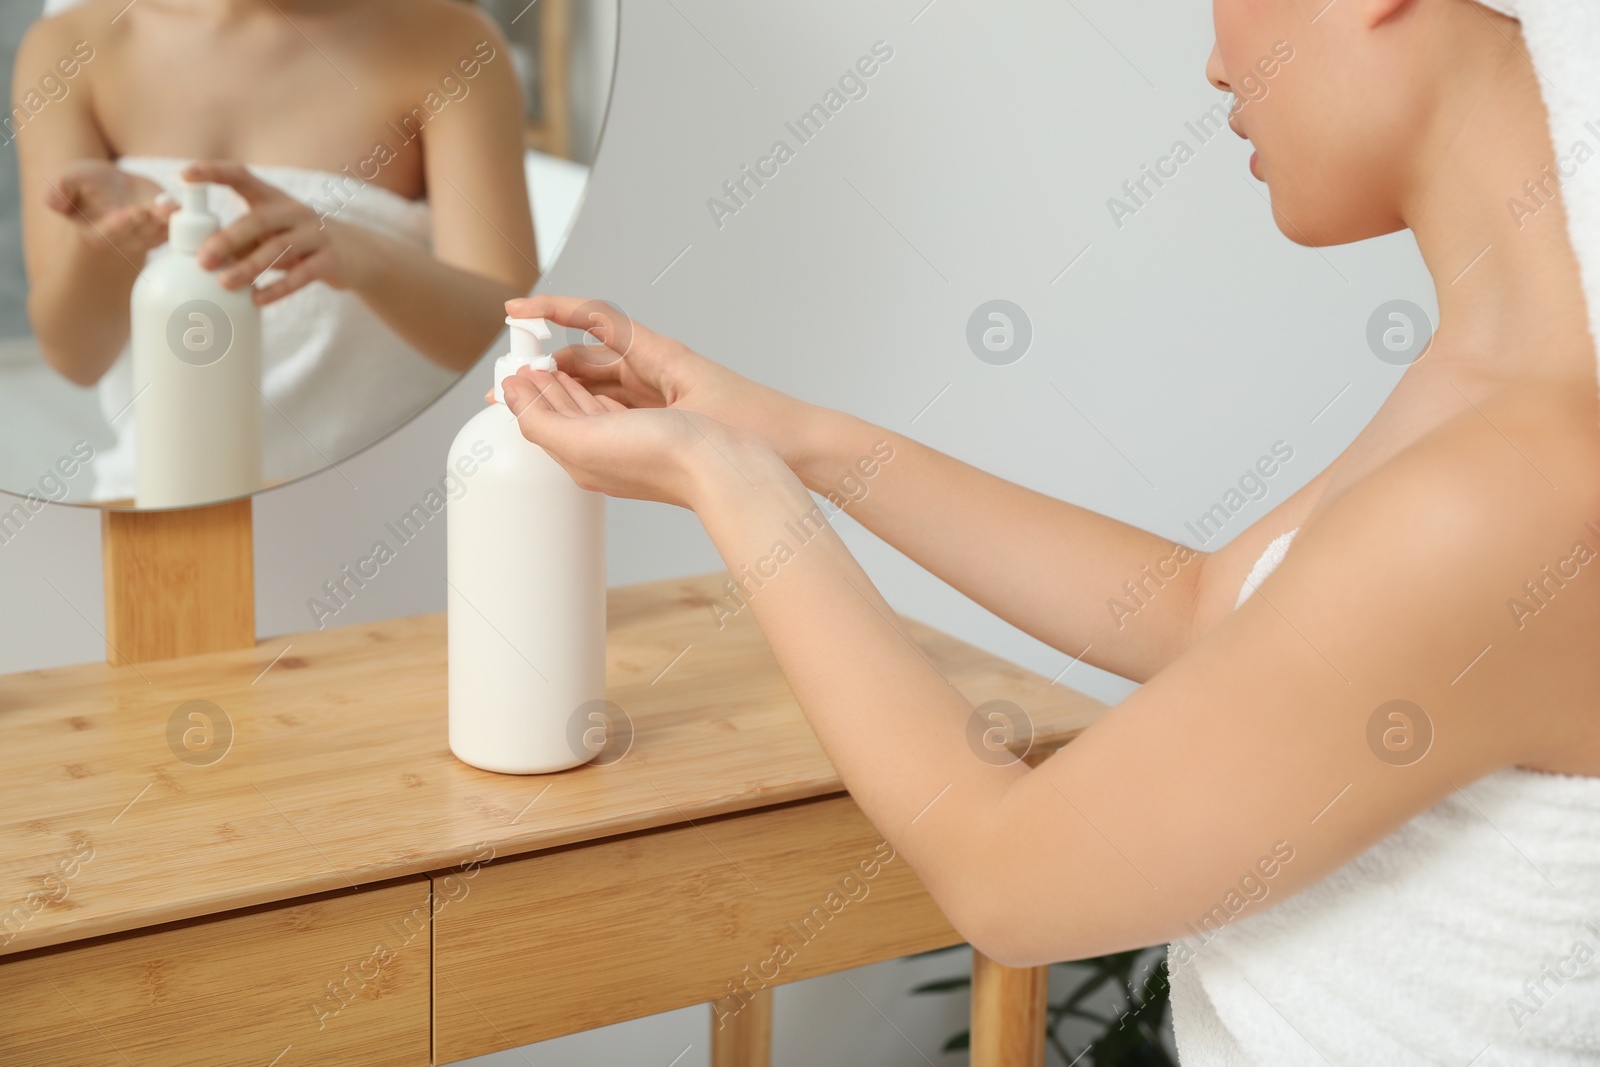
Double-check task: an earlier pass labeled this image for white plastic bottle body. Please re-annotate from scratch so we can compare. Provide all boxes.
[130,250,261,508]
[446,403,606,774]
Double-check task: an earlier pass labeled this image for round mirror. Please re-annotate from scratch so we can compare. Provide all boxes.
[0,0,618,510]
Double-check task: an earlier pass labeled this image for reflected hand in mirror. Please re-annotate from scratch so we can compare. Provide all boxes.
[2,0,616,510]
[42,158,178,277]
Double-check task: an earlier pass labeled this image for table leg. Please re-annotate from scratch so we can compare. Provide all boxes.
[710,985,772,1067]
[970,950,1048,1067]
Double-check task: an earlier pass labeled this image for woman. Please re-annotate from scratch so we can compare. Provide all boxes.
[507,0,1600,1061]
[14,0,537,500]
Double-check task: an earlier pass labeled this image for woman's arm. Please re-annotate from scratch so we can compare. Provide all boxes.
[507,295,1211,682]
[687,401,1593,966]
[504,365,1597,967]
[304,212,530,371]
[333,13,538,371]
[14,23,173,386]
[793,409,1207,682]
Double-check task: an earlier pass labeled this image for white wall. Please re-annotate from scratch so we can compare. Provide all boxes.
[569,0,618,164]
[0,0,1434,1061]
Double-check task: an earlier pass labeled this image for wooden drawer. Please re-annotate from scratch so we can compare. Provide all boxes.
[432,794,960,1064]
[0,877,432,1067]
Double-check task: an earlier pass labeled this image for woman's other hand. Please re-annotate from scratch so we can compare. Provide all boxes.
[500,365,783,511]
[43,159,176,263]
[503,295,834,477]
[182,160,357,305]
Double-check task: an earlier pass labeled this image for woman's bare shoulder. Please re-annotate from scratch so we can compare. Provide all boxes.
[1318,378,1600,580]
[1417,377,1600,514]
[331,0,511,107]
[348,0,507,57]
[15,2,115,58]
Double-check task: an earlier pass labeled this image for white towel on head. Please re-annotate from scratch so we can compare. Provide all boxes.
[1504,0,1600,396]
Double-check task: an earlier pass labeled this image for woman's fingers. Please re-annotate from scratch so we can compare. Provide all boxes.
[96,203,164,251]
[575,379,645,405]
[554,370,610,416]
[548,342,625,380]
[506,368,559,415]
[219,231,299,289]
[506,367,614,419]
[251,248,327,304]
[198,202,300,270]
[503,295,650,360]
[42,177,77,215]
[503,374,555,419]
[124,206,170,249]
[525,368,585,416]
[181,160,281,206]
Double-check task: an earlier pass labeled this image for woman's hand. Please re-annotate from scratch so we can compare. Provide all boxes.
[181,160,358,305]
[502,295,835,477]
[500,364,785,511]
[43,159,176,263]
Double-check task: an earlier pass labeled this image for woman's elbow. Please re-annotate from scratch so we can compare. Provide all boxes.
[936,864,1057,970]
[31,323,109,388]
[955,903,1056,971]
[47,358,104,389]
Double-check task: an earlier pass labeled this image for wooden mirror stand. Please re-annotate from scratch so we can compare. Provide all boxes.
[100,497,256,665]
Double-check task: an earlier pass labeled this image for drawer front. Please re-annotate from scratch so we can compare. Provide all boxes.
[433,794,960,1063]
[0,877,431,1067]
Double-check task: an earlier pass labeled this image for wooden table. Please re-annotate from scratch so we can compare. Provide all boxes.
[0,572,1104,1066]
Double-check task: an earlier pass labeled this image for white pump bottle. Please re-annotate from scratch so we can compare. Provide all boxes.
[446,317,607,774]
[130,181,262,508]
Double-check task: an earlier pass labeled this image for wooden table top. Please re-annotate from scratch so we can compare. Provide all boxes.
[0,572,1105,958]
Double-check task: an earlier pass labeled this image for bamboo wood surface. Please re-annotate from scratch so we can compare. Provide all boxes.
[100,497,256,665]
[0,572,1105,959]
[0,877,432,1067]
[432,793,960,1061]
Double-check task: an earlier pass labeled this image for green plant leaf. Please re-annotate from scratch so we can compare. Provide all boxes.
[909,976,972,995]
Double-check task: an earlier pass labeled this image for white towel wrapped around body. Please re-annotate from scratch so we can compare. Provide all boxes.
[1170,529,1600,1065]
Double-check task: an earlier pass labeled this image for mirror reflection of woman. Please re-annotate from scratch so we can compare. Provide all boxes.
[494,0,1600,1060]
[14,0,538,501]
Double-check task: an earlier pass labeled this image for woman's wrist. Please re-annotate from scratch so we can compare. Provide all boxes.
[788,408,889,494]
[70,221,149,269]
[683,424,810,519]
[324,217,372,292]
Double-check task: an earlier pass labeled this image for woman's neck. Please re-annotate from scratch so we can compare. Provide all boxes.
[1301,22,1595,522]
[1402,25,1594,390]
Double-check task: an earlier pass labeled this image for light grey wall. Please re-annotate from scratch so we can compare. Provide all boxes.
[0,2,46,338]
[0,0,1433,1061]
[569,0,618,165]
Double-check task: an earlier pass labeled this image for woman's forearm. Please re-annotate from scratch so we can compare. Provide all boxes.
[687,442,1018,937]
[790,409,1206,681]
[28,232,142,386]
[335,220,532,373]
